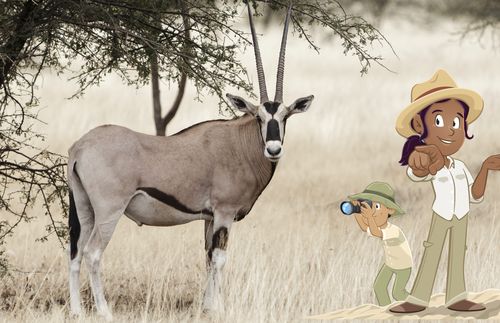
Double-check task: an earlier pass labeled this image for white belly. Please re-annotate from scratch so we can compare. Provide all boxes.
[124,191,212,226]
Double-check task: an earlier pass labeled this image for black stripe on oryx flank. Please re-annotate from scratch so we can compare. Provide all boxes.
[69,190,80,260]
[138,187,204,215]
[263,101,280,115]
[266,119,280,141]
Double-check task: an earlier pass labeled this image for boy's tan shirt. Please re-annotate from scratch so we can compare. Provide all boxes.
[367,222,413,270]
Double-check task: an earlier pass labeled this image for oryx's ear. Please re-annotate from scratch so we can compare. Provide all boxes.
[226,93,258,115]
[287,95,314,115]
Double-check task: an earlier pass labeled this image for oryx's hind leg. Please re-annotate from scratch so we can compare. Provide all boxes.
[83,208,122,322]
[204,219,214,269]
[202,208,234,312]
[68,173,95,317]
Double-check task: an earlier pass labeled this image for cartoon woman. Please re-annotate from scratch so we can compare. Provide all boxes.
[390,69,500,313]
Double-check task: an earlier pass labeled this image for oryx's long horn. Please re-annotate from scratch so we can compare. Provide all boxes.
[274,3,292,103]
[247,1,269,104]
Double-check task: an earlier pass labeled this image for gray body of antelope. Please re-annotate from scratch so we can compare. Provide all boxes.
[67,2,314,320]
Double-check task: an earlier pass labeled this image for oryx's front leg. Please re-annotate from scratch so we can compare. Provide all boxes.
[202,210,233,311]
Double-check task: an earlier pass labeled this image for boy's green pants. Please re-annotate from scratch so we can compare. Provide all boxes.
[374,264,411,306]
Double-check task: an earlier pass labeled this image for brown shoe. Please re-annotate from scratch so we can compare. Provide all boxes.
[447,299,486,312]
[390,302,426,313]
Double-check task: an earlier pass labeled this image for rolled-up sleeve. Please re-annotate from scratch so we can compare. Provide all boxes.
[381,226,399,240]
[407,167,433,182]
[464,165,484,204]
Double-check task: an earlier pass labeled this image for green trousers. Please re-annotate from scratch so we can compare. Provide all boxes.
[373,264,411,306]
[408,212,468,306]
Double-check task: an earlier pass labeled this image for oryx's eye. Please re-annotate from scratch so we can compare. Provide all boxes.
[256,116,262,122]
[453,116,460,129]
[435,115,444,128]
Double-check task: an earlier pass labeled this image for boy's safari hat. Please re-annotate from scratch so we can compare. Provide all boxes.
[396,69,484,138]
[349,182,404,216]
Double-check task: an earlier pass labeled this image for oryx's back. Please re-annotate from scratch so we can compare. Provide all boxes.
[68,124,219,205]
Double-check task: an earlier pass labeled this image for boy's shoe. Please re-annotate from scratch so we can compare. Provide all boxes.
[389,302,426,313]
[447,300,485,312]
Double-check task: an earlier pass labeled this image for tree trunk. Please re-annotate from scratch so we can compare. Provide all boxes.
[149,54,188,137]
[0,0,38,88]
[149,0,190,136]
[150,52,165,136]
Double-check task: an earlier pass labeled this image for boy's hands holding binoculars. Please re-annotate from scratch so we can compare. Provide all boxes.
[409,145,446,177]
[352,200,376,218]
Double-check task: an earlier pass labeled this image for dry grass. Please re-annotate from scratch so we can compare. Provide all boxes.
[2,17,500,322]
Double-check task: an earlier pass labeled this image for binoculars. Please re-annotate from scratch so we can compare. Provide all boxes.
[340,199,373,215]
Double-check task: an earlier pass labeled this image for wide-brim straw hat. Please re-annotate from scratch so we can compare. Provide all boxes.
[396,69,484,138]
[348,182,405,216]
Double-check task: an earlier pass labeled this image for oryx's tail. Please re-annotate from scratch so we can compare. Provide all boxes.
[68,190,80,260]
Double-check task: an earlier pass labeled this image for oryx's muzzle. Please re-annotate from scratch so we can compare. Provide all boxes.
[265,140,283,160]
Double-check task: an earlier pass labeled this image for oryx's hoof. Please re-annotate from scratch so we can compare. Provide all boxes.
[202,298,224,313]
[97,310,114,322]
[69,309,83,319]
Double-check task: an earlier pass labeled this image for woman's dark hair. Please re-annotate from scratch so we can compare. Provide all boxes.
[399,99,473,166]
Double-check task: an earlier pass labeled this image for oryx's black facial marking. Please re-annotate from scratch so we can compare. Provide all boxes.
[212,227,228,250]
[138,187,202,214]
[263,101,280,115]
[266,119,280,141]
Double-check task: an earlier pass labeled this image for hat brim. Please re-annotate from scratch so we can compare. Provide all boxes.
[396,88,484,138]
[348,192,405,216]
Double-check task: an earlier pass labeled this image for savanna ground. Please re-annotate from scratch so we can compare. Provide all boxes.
[2,13,500,323]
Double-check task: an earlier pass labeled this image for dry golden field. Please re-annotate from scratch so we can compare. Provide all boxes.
[2,15,500,322]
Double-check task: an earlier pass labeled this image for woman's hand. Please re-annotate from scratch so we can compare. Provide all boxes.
[482,154,500,171]
[471,154,500,200]
[408,145,446,176]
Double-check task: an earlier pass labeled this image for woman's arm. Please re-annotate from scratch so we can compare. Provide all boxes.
[471,165,489,200]
[471,155,500,200]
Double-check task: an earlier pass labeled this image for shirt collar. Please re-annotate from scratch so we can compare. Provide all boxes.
[447,156,455,168]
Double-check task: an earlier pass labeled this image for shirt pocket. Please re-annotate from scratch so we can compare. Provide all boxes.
[385,232,406,246]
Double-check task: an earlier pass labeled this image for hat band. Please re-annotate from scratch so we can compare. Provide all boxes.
[414,86,453,101]
[362,189,396,203]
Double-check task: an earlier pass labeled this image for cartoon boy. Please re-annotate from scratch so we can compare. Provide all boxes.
[390,69,500,313]
[350,182,412,306]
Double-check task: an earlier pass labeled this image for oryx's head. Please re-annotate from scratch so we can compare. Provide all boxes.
[226,2,314,162]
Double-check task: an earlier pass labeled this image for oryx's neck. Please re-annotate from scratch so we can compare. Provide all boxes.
[236,115,275,187]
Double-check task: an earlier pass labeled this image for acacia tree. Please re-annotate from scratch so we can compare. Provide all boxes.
[426,0,500,40]
[0,0,392,275]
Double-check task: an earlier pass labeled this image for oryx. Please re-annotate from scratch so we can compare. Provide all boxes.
[67,2,313,319]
